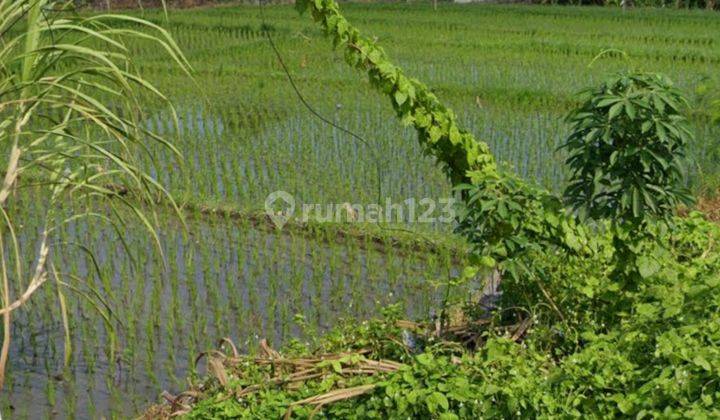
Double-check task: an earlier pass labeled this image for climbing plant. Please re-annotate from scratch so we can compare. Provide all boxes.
[295,0,590,271]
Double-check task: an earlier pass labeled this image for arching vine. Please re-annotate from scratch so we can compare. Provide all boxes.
[295,0,590,271]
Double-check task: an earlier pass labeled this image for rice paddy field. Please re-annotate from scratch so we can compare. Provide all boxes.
[3,2,720,418]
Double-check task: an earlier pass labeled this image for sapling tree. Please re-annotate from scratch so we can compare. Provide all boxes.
[562,72,697,283]
[562,72,695,226]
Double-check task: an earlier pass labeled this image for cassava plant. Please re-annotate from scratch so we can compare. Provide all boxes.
[561,72,695,225]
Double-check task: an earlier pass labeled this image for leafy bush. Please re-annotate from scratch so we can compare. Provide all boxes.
[562,73,695,223]
[182,224,720,418]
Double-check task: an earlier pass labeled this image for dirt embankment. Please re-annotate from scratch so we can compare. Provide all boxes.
[698,195,720,221]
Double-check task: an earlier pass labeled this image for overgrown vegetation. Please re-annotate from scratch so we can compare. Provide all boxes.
[145,1,720,418]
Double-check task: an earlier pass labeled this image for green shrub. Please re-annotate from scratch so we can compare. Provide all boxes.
[562,72,695,223]
[185,228,720,418]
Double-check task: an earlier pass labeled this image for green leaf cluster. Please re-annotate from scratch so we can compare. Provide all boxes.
[562,72,696,223]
